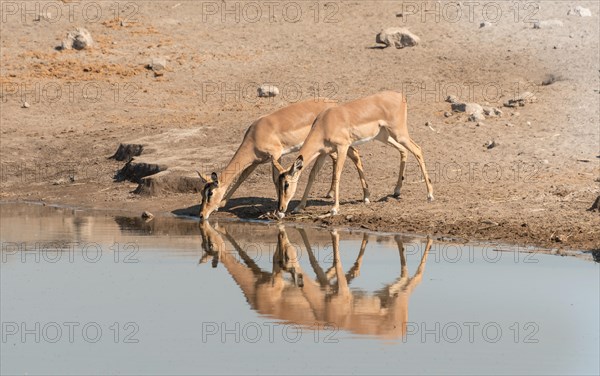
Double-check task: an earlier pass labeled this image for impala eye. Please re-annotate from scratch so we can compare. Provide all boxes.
[284,182,289,190]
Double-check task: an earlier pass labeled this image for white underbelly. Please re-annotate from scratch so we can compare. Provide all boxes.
[351,135,376,146]
[282,143,303,155]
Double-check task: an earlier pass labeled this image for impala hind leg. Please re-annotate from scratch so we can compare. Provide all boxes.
[385,137,409,197]
[221,163,259,207]
[331,145,349,215]
[293,154,328,213]
[346,146,370,203]
[393,137,434,201]
[325,153,337,199]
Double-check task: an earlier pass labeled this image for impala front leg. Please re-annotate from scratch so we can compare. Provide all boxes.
[331,145,349,215]
[293,154,327,213]
[346,146,370,204]
[221,163,258,207]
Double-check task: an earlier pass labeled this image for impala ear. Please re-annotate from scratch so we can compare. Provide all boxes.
[211,172,219,186]
[197,170,212,183]
[272,157,285,174]
[290,156,303,175]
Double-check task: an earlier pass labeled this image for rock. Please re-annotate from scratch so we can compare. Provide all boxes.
[526,121,532,126]
[504,92,537,107]
[482,106,502,117]
[445,95,459,104]
[149,57,167,72]
[567,6,592,17]
[60,27,93,50]
[425,121,432,127]
[345,215,354,221]
[141,211,154,220]
[376,27,420,49]
[484,140,497,149]
[444,111,452,117]
[479,21,493,28]
[476,122,484,127]
[114,160,167,183]
[22,102,30,108]
[110,143,144,162]
[505,122,514,127]
[451,102,483,115]
[542,74,561,86]
[588,196,600,212]
[468,112,485,122]
[533,20,563,29]
[257,85,279,97]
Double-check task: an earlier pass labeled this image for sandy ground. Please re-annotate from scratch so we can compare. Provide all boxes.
[1,1,598,251]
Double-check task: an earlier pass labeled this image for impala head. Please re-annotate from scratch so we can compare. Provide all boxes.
[198,220,222,268]
[197,171,225,221]
[274,225,303,287]
[273,156,304,218]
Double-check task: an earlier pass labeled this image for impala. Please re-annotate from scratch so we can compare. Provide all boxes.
[273,91,434,217]
[197,98,370,220]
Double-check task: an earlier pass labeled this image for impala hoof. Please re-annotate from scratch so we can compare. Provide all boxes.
[276,211,285,219]
[330,208,339,215]
[364,198,370,204]
[291,206,304,214]
[427,193,434,202]
[325,191,334,199]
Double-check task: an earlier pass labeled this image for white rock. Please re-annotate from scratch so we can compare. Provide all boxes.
[149,57,167,71]
[445,95,459,104]
[533,20,563,29]
[376,28,420,49]
[257,85,279,97]
[60,27,93,50]
[567,6,592,17]
[451,102,483,115]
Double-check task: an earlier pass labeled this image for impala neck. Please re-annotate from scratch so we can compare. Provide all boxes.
[297,135,326,174]
[217,144,256,188]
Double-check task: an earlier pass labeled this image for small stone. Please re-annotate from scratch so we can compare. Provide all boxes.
[485,140,497,149]
[257,85,279,97]
[425,121,432,126]
[376,27,420,49]
[60,27,94,50]
[476,122,484,127]
[505,122,514,127]
[22,102,30,108]
[526,121,531,126]
[479,21,493,28]
[451,102,483,114]
[345,215,354,221]
[567,6,592,17]
[533,20,563,29]
[504,92,536,107]
[141,211,154,220]
[149,57,167,71]
[445,95,459,104]
[468,112,485,122]
[444,111,452,117]
[482,106,503,117]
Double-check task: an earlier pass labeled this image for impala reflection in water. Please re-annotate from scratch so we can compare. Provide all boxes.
[198,221,431,340]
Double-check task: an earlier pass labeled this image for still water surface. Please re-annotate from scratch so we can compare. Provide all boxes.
[1,203,598,375]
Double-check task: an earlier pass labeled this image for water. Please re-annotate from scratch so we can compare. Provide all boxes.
[1,203,598,375]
